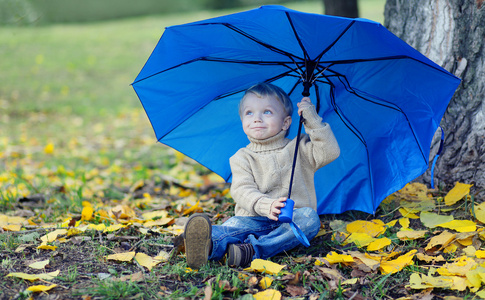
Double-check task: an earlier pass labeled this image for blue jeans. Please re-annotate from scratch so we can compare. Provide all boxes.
[208,207,320,261]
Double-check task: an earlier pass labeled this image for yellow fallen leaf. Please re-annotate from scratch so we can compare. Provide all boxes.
[476,290,485,300]
[182,200,201,215]
[106,252,136,262]
[111,205,136,219]
[398,207,419,219]
[396,230,427,241]
[321,251,354,264]
[81,205,94,221]
[346,219,386,237]
[425,231,456,251]
[44,143,54,154]
[399,218,410,229]
[465,268,484,290]
[437,256,477,277]
[408,273,454,289]
[27,284,57,292]
[6,270,60,282]
[142,210,168,220]
[246,259,285,275]
[451,276,468,291]
[155,250,170,261]
[67,228,82,236]
[144,218,173,227]
[135,252,161,271]
[444,182,473,206]
[367,237,391,251]
[443,243,458,254]
[343,232,375,247]
[456,232,476,246]
[420,211,454,228]
[104,224,125,233]
[342,278,359,285]
[398,183,429,200]
[2,224,22,231]
[408,273,429,289]
[476,250,485,259]
[437,220,476,233]
[40,229,67,243]
[259,276,273,289]
[253,289,281,300]
[87,223,106,231]
[474,202,485,224]
[386,219,398,227]
[28,259,49,270]
[0,214,26,226]
[37,244,57,251]
[380,249,417,274]
[416,253,446,263]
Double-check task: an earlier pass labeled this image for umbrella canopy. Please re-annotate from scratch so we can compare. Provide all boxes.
[132,5,460,215]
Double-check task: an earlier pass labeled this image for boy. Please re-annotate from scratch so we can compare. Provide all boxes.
[183,82,340,269]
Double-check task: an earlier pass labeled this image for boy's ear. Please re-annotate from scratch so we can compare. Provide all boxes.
[282,116,292,130]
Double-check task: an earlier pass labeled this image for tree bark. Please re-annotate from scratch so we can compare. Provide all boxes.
[323,0,359,18]
[384,0,485,194]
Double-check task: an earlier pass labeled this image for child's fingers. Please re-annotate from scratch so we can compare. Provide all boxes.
[268,214,278,221]
[297,98,312,116]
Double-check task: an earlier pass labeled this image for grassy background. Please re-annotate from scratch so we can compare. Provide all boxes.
[0,1,385,203]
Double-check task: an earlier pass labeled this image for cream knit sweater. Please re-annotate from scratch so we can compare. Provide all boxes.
[229,104,340,218]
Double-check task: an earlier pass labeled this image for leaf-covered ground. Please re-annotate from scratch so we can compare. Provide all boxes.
[1,2,482,299]
[0,147,483,299]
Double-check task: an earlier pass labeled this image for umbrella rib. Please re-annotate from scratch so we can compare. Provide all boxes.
[320,55,458,78]
[335,73,428,164]
[132,56,298,85]
[213,71,301,101]
[314,21,356,62]
[285,12,310,63]
[222,23,305,62]
[328,83,376,210]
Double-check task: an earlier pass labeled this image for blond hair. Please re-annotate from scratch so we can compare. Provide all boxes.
[239,82,293,117]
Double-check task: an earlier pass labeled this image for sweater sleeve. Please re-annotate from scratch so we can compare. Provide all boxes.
[298,104,340,170]
[229,151,275,218]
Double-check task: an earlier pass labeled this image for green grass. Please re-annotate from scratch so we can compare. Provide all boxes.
[0,0,384,154]
[0,1,385,207]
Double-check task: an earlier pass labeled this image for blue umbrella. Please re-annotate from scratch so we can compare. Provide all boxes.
[132,5,460,215]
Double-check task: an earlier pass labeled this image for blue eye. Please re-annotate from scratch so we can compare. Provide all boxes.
[264,110,272,115]
[245,111,253,116]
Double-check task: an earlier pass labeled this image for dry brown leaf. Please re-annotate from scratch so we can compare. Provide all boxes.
[248,276,259,287]
[349,251,380,272]
[316,267,344,281]
[288,271,301,285]
[286,285,308,297]
[204,284,212,300]
[115,271,144,282]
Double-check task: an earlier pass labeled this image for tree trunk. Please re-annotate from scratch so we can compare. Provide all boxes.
[323,0,359,18]
[384,0,485,195]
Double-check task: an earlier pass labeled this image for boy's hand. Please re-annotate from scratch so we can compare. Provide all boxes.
[297,97,312,117]
[269,197,287,221]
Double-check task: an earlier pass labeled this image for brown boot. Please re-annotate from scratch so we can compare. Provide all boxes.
[227,243,255,267]
[183,213,212,269]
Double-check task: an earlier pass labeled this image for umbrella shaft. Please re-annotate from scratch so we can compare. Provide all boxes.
[287,116,304,199]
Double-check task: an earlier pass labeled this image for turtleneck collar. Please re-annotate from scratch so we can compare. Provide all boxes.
[246,130,290,152]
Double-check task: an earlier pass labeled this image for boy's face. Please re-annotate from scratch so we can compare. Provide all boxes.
[240,93,292,140]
